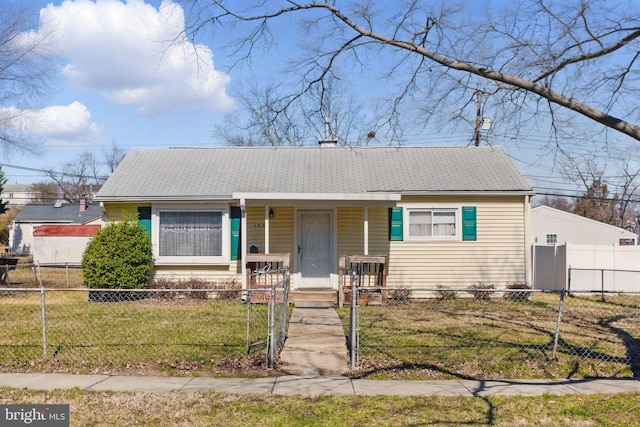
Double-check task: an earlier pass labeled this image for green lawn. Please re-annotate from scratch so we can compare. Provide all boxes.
[1,291,270,376]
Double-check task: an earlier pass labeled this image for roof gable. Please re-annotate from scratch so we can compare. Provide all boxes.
[96,146,532,201]
[531,205,636,236]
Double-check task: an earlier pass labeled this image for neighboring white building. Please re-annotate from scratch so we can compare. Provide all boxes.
[0,184,36,206]
[531,205,637,246]
[9,202,102,255]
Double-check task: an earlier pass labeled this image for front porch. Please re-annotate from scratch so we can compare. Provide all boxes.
[244,252,387,306]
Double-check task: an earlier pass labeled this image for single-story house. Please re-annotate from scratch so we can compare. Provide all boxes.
[9,201,102,255]
[94,146,534,295]
[531,205,637,246]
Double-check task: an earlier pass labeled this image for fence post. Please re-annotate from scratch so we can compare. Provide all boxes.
[279,272,289,343]
[349,267,359,370]
[245,289,252,354]
[38,263,47,359]
[66,263,70,288]
[552,289,565,360]
[268,279,276,369]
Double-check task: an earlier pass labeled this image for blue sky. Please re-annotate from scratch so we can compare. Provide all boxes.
[3,0,236,183]
[1,0,638,202]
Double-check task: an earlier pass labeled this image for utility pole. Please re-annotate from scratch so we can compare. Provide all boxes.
[474,91,482,146]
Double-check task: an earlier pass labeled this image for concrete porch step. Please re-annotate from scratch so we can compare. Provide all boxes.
[294,300,335,308]
[290,288,337,306]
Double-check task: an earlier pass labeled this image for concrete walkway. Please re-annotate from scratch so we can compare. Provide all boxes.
[279,307,349,376]
[0,373,639,397]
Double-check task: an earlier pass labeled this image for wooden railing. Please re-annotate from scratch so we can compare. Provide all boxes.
[245,253,290,289]
[338,255,388,307]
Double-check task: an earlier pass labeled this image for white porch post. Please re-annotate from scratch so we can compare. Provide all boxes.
[241,199,247,290]
[364,206,369,255]
[264,206,270,254]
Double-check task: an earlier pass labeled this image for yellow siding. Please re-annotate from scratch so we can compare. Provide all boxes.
[102,197,527,288]
[153,261,240,282]
[384,196,527,288]
[368,207,391,256]
[103,203,144,221]
[245,206,265,252]
[268,207,295,256]
[246,206,295,263]
[337,207,364,255]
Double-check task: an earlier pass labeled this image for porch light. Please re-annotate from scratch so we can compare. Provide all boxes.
[269,208,275,219]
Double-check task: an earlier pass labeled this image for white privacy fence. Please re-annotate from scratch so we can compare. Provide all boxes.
[534,243,640,292]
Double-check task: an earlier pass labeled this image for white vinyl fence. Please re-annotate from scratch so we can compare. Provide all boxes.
[534,243,640,292]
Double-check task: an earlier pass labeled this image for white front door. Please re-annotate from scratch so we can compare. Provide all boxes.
[298,210,333,287]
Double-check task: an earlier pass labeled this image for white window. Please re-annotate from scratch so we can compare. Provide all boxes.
[546,234,557,245]
[407,208,457,239]
[152,205,229,264]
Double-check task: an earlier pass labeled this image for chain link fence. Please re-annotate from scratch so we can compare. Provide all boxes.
[245,267,290,369]
[0,283,284,376]
[0,262,84,288]
[344,286,640,379]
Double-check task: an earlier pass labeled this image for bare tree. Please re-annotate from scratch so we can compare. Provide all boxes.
[216,76,374,146]
[47,152,107,203]
[102,141,126,173]
[183,1,640,144]
[562,152,640,229]
[0,0,56,154]
[29,182,60,203]
[537,195,574,212]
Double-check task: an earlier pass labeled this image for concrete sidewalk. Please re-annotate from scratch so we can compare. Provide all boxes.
[0,373,639,397]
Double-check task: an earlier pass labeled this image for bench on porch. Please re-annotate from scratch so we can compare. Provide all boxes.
[338,254,388,307]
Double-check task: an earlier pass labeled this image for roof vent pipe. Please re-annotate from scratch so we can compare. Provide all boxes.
[318,117,338,147]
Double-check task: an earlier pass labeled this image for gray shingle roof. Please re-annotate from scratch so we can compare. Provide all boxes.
[12,203,102,224]
[96,146,532,201]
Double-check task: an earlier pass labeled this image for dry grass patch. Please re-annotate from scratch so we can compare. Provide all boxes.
[0,290,273,377]
[1,388,639,426]
[339,293,640,380]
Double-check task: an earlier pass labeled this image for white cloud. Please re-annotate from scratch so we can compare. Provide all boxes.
[0,102,105,145]
[35,0,234,115]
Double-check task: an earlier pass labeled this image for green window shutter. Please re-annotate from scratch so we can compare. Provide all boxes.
[137,207,152,238]
[230,207,241,260]
[389,207,403,241]
[462,206,477,241]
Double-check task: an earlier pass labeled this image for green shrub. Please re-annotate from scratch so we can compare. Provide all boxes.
[82,212,153,289]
